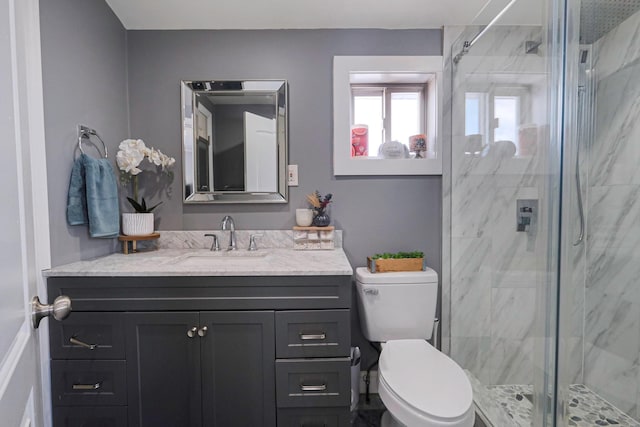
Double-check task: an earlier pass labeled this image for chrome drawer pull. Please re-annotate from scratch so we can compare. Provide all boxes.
[299,333,326,341]
[300,384,327,392]
[69,337,97,350]
[72,382,101,391]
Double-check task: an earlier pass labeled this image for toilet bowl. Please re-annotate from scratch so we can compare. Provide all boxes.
[355,267,475,427]
[378,339,474,427]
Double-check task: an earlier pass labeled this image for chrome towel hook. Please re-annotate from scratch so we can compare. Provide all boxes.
[77,124,108,158]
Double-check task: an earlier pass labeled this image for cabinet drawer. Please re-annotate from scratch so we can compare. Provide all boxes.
[275,310,350,358]
[277,407,351,427]
[50,312,125,360]
[53,406,127,427]
[51,360,127,406]
[276,358,350,408]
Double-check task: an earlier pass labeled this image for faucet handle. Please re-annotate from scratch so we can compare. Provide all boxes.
[204,233,220,251]
[248,234,263,251]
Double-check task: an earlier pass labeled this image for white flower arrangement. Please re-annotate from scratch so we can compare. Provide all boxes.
[116,139,175,213]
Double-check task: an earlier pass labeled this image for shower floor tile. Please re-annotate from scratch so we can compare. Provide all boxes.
[468,372,640,427]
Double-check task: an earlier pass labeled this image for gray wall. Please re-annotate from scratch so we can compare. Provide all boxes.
[38,19,443,368]
[40,0,129,266]
[127,29,443,366]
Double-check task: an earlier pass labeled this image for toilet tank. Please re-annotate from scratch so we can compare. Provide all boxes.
[355,267,438,342]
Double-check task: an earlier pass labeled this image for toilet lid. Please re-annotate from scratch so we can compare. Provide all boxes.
[378,339,473,421]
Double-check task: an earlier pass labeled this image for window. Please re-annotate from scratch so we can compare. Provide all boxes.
[351,85,426,157]
[333,55,443,175]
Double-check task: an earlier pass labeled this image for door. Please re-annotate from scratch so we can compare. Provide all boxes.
[125,312,202,427]
[0,0,50,426]
[244,112,277,192]
[200,311,276,427]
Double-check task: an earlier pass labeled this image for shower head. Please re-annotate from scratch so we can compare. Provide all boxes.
[581,0,640,43]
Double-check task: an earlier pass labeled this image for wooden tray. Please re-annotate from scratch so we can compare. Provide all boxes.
[367,257,426,273]
[118,232,160,254]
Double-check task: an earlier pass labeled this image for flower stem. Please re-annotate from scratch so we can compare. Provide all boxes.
[133,175,139,203]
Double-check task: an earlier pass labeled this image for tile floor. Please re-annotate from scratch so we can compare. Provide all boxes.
[470,373,640,427]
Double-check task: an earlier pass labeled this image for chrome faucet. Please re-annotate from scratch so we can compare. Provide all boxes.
[221,215,237,250]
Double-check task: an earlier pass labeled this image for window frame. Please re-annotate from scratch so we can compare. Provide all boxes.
[333,55,443,176]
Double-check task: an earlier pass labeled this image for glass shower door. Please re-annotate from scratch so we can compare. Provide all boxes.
[443,0,566,424]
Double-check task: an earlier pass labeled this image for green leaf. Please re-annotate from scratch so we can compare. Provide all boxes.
[126,197,162,213]
[126,197,146,213]
[146,201,163,212]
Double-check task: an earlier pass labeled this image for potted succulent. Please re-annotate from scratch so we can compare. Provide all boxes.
[116,139,175,236]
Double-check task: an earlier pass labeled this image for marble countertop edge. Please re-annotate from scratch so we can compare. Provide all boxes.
[44,247,353,277]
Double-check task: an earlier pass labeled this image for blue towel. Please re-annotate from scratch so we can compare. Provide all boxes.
[67,154,120,238]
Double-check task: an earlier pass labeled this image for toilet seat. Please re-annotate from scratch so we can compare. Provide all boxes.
[378,339,475,427]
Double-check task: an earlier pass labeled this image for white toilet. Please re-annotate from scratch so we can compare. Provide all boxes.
[355,267,475,427]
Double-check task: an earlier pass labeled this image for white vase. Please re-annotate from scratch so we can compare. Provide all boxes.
[122,213,154,236]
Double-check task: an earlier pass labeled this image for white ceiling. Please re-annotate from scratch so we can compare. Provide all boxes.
[105,0,542,30]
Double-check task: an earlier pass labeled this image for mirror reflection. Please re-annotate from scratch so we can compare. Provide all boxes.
[181,80,288,203]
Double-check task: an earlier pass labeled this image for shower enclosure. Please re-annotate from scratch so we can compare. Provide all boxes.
[444,0,640,425]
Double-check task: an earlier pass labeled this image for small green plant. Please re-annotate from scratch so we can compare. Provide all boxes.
[371,251,424,260]
[126,197,162,214]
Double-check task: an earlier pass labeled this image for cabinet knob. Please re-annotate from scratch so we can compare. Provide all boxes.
[198,326,208,337]
[187,327,198,338]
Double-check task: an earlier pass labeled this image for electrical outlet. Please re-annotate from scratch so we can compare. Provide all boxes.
[288,165,299,186]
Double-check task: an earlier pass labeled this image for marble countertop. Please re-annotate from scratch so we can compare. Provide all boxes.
[44,247,353,277]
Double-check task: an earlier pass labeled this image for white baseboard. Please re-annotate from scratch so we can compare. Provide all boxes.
[359,370,378,394]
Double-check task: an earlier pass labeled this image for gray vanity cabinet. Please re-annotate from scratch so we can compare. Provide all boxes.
[47,275,351,427]
[125,310,275,427]
[125,312,203,427]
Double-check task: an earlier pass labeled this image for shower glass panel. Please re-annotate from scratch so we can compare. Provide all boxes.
[557,0,640,425]
[444,0,563,424]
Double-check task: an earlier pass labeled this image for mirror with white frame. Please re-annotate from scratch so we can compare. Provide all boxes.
[333,56,443,175]
[181,80,288,203]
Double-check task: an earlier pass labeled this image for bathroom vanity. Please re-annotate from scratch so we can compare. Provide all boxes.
[45,245,353,427]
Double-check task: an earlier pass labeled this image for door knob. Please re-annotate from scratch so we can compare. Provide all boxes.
[31,295,72,329]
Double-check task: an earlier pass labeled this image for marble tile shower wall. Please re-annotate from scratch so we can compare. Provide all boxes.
[446,26,549,386]
[583,9,640,419]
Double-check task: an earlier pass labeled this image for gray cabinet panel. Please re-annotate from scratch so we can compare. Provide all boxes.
[200,311,276,427]
[275,310,350,358]
[276,359,351,408]
[50,312,124,360]
[53,406,128,427]
[125,312,202,427]
[277,407,351,427]
[51,360,127,406]
[47,276,351,311]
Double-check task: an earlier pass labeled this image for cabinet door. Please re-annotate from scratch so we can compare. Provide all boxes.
[125,312,201,427]
[200,311,276,427]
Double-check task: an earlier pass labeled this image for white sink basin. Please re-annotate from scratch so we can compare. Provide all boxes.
[170,250,269,268]
[180,250,268,258]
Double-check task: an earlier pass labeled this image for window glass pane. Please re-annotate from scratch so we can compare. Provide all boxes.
[353,94,383,156]
[494,96,519,148]
[390,92,420,146]
[465,93,481,135]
